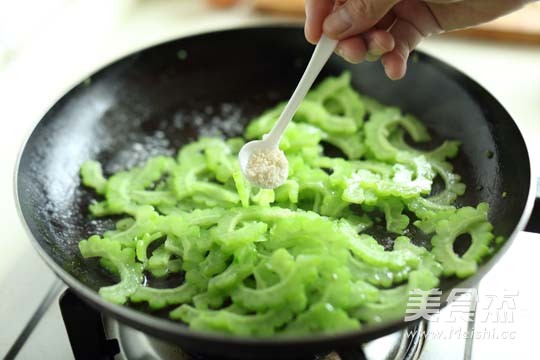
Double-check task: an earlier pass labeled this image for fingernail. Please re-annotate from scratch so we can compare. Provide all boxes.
[365,53,379,62]
[336,47,361,64]
[335,46,350,62]
[381,57,393,79]
[381,56,390,70]
[324,6,353,35]
[368,46,385,57]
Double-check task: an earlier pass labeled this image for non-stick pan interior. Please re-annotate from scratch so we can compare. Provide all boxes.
[17,26,530,332]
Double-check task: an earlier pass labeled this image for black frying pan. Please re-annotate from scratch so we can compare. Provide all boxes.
[15,26,538,359]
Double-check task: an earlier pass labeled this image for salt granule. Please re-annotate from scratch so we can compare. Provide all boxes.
[245,148,288,189]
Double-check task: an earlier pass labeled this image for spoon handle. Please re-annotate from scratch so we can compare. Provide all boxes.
[265,35,338,147]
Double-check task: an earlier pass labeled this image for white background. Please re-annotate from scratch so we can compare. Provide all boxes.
[0,1,539,359]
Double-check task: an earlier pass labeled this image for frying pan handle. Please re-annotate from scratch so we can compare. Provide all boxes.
[525,178,540,233]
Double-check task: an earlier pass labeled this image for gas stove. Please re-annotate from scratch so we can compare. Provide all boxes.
[104,308,428,360]
[10,279,496,360]
[6,231,540,360]
[10,287,438,360]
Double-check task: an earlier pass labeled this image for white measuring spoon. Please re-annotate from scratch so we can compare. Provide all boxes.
[239,35,338,188]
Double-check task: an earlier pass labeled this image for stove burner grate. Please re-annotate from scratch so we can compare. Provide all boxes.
[60,289,427,360]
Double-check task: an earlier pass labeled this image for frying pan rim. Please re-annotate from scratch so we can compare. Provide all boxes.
[13,25,537,347]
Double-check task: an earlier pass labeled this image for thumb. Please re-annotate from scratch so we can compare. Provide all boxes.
[323,0,401,39]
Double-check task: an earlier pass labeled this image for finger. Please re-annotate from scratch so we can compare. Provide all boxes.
[335,36,368,64]
[323,0,401,39]
[363,29,395,62]
[381,1,443,79]
[305,0,335,44]
[381,19,424,80]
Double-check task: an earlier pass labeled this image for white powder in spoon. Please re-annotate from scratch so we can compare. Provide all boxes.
[245,148,288,189]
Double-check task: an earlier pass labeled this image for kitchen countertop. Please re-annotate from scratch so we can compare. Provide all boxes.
[0,1,538,358]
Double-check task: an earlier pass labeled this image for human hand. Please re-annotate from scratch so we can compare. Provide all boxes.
[305,0,531,79]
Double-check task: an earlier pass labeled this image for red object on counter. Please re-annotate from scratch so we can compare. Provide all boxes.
[207,0,239,8]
